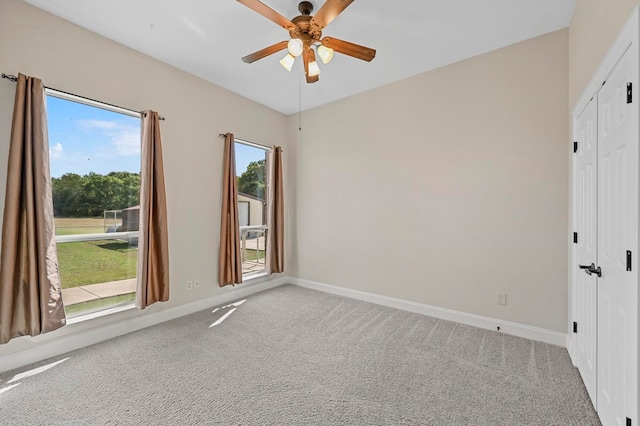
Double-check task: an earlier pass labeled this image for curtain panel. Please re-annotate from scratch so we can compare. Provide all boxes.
[218,133,242,286]
[136,111,170,309]
[268,146,284,274]
[0,73,66,344]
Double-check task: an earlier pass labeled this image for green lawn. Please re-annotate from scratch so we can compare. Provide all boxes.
[65,293,135,315]
[57,240,137,288]
[244,249,266,261]
[55,217,109,235]
[56,226,105,235]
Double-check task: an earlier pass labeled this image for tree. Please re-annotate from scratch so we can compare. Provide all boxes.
[81,173,120,217]
[237,159,265,200]
[51,171,140,217]
[52,173,83,216]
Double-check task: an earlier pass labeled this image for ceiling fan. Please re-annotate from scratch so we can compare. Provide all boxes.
[237,0,376,83]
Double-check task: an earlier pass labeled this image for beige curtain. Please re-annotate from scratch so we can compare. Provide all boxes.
[0,73,66,344]
[218,133,242,286]
[136,111,170,309]
[268,146,284,274]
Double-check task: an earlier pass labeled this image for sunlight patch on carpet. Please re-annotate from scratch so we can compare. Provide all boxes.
[210,299,246,327]
[0,383,20,395]
[7,358,69,384]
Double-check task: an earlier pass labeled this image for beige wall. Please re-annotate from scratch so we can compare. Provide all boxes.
[290,30,569,332]
[569,0,640,107]
[0,0,289,357]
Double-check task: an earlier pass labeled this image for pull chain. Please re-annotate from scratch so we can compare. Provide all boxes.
[298,75,302,131]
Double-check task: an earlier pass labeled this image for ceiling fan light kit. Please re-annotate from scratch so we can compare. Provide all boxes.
[307,51,321,77]
[237,0,376,83]
[317,45,334,64]
[279,53,295,71]
[287,38,304,57]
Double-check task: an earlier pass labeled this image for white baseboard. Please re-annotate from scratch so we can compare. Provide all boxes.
[0,276,287,374]
[289,277,567,347]
[1,274,567,374]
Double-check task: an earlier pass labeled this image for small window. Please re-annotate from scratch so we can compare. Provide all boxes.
[235,140,269,277]
[46,92,141,317]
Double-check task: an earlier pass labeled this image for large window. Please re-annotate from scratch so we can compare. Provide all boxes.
[46,92,141,316]
[235,140,269,277]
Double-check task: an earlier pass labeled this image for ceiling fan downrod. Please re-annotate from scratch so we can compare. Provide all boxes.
[298,1,313,16]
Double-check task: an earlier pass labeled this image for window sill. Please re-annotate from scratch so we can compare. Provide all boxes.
[28,302,140,343]
[66,302,137,326]
[242,271,269,281]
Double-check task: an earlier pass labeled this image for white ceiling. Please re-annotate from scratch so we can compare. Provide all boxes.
[23,0,576,115]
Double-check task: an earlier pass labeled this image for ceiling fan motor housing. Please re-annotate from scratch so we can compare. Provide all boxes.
[290,15,322,44]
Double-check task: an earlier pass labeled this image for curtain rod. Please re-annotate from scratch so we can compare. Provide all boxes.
[1,73,165,121]
[218,133,282,152]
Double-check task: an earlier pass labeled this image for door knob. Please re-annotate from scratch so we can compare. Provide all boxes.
[578,263,602,277]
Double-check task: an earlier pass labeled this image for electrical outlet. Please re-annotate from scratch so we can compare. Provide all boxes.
[496,292,507,306]
[194,279,200,289]
[187,280,193,290]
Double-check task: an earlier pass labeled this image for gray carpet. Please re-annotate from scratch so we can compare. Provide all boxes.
[0,284,599,425]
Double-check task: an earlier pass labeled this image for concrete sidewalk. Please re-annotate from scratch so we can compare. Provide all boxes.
[61,264,264,306]
[62,278,136,306]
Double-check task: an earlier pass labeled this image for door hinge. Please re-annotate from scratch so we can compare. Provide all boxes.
[627,82,633,103]
[627,417,632,426]
[573,232,578,244]
[627,251,632,271]
[573,141,578,153]
[573,322,578,333]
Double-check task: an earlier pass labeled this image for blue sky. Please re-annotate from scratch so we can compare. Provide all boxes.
[234,142,267,176]
[47,95,266,178]
[47,95,141,178]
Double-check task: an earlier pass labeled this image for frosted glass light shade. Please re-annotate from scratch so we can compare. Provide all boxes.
[317,45,334,64]
[287,38,303,57]
[279,54,295,72]
[308,60,321,77]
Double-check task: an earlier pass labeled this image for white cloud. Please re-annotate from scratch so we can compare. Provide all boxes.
[77,119,140,157]
[49,142,63,159]
[112,127,140,156]
[77,119,119,130]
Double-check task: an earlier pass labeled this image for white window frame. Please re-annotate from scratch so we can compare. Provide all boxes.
[235,138,270,280]
[46,89,141,316]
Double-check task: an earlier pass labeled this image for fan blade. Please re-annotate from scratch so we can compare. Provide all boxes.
[303,48,319,83]
[236,0,295,30]
[242,41,289,63]
[321,37,376,62]
[311,0,354,29]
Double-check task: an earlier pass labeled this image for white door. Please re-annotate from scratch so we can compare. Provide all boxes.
[597,47,638,426]
[575,95,599,406]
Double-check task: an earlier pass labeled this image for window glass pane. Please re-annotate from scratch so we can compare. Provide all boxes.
[235,141,268,277]
[47,94,140,316]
